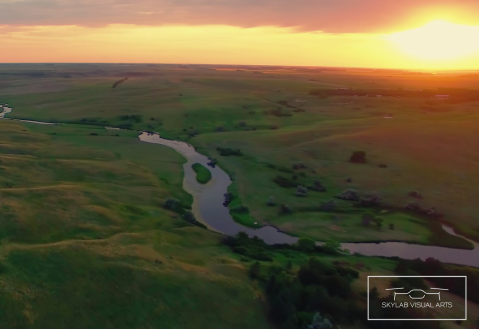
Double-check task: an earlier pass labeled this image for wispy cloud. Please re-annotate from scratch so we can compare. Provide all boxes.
[0,0,478,32]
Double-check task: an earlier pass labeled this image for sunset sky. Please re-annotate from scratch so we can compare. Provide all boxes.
[1,0,479,69]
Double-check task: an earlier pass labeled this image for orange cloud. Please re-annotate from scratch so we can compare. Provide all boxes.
[0,0,478,32]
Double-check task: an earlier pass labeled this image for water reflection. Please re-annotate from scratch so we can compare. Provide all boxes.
[139,132,479,268]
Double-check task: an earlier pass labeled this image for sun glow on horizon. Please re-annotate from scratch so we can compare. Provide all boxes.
[388,20,479,61]
[0,22,478,70]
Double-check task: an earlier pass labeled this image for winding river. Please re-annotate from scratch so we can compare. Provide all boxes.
[1,104,478,268]
[138,133,479,268]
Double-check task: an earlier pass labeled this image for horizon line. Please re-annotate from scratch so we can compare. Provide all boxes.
[0,62,478,72]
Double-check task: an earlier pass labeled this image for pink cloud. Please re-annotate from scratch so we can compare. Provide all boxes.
[0,0,478,32]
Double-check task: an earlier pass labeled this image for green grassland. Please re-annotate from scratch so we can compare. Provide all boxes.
[0,120,271,329]
[1,64,479,328]
[191,163,212,184]
[2,64,479,247]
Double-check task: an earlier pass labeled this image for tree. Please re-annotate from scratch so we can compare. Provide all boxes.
[389,223,395,230]
[183,210,196,223]
[296,237,316,252]
[308,312,333,329]
[323,239,342,254]
[164,197,180,210]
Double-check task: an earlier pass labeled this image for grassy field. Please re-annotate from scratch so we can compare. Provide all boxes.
[2,64,479,328]
[1,64,479,247]
[0,120,271,329]
[191,163,212,184]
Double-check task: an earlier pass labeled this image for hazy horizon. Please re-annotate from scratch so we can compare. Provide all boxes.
[1,1,479,70]
[1,62,478,72]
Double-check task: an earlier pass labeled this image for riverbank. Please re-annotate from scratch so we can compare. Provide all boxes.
[2,103,479,267]
[0,118,272,329]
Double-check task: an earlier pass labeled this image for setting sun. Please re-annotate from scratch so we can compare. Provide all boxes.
[388,20,479,61]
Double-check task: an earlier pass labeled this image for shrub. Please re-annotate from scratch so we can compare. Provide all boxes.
[409,191,423,199]
[270,125,279,130]
[308,312,333,329]
[311,180,326,192]
[119,114,142,123]
[89,133,98,136]
[266,196,276,206]
[350,151,366,163]
[295,185,308,197]
[207,158,217,168]
[231,205,249,214]
[164,197,180,210]
[188,129,199,137]
[321,240,343,255]
[238,121,246,127]
[278,166,294,174]
[217,147,243,156]
[319,200,337,211]
[273,175,296,188]
[280,204,293,214]
[183,211,196,222]
[296,237,316,253]
[336,189,360,201]
[372,217,384,229]
[223,192,234,206]
[292,163,307,170]
[359,192,383,206]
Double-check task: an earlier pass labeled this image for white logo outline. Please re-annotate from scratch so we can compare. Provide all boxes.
[385,287,449,301]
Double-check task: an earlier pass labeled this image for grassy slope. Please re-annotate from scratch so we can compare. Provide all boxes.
[2,66,479,246]
[0,120,271,329]
[191,163,212,184]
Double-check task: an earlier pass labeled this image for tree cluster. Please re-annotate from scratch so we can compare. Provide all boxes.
[251,257,360,329]
[395,257,479,304]
[216,147,243,156]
